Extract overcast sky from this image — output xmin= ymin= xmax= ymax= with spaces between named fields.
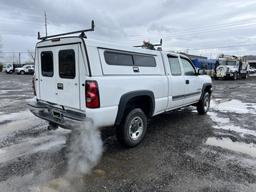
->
xmin=1 ymin=0 xmax=256 ymax=61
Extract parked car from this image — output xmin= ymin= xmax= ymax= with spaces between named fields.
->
xmin=15 ymin=65 xmax=35 ymax=75
xmin=29 ymin=24 xmax=212 ymax=147
xmin=249 ymin=67 xmax=256 ymax=74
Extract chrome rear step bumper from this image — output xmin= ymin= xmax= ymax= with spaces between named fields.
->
xmin=28 ymin=100 xmax=86 ymax=129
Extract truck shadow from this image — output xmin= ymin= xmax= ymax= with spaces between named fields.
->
xmin=102 ymin=107 xmax=214 ymax=154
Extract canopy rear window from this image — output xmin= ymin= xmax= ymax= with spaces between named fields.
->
xmin=41 ymin=51 xmax=53 ymax=77
xmin=59 ymin=49 xmax=76 ymax=79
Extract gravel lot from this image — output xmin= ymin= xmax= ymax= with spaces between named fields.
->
xmin=0 ymin=72 xmax=256 ymax=192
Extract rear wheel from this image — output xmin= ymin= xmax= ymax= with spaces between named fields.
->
xmin=20 ymin=71 xmax=25 ymax=75
xmin=197 ymin=92 xmax=210 ymax=115
xmin=116 ymin=108 xmax=147 ymax=147
xmin=233 ymin=72 xmax=237 ymax=80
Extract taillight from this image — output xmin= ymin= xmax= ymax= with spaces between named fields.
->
xmin=86 ymin=80 xmax=100 ymax=108
xmin=32 ymin=76 xmax=36 ymax=96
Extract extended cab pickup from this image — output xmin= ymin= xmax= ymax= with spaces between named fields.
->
xmin=29 ymin=28 xmax=212 ymax=147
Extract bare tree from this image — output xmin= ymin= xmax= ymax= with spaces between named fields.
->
xmin=0 ymin=36 xmax=3 ymax=61
xmin=27 ymin=50 xmax=35 ymax=63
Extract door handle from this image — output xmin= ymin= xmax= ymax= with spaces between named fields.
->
xmin=133 ymin=66 xmax=140 ymax=73
xmin=57 ymin=83 xmax=63 ymax=90
xmin=185 ymin=80 xmax=190 ymax=84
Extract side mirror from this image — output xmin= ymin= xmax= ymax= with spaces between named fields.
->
xmin=197 ymin=69 xmax=207 ymax=75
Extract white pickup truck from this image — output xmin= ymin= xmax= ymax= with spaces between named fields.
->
xmin=29 ymin=23 xmax=212 ymax=147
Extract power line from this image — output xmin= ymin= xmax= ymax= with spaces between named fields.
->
xmin=188 ymin=42 xmax=256 ymax=51
xmin=127 ymin=19 xmax=256 ymax=36
xmin=126 ymin=20 xmax=256 ymax=40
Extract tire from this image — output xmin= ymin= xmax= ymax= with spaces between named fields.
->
xmin=197 ymin=92 xmax=210 ymax=115
xmin=20 ymin=71 xmax=25 ymax=75
xmin=241 ymin=73 xmax=247 ymax=79
xmin=233 ymin=72 xmax=237 ymax=80
xmin=9 ymin=70 xmax=13 ymax=74
xmin=116 ymin=108 xmax=147 ymax=147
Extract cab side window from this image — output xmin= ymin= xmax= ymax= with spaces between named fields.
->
xmin=168 ymin=56 xmax=182 ymax=76
xmin=181 ymin=58 xmax=196 ymax=76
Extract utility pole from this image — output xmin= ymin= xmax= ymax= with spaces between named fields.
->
xmin=18 ymin=52 xmax=21 ymax=64
xmin=44 ymin=11 xmax=48 ymax=36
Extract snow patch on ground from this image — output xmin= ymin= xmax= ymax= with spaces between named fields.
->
xmin=0 ymin=110 xmax=32 ymax=123
xmin=206 ymin=137 xmax=256 ymax=158
xmin=26 ymin=97 xmax=36 ymax=103
xmin=208 ymin=112 xmax=256 ymax=137
xmin=0 ymin=99 xmax=17 ymax=108
xmin=209 ymin=99 xmax=256 ymax=136
xmin=0 ymin=110 xmax=46 ymax=143
xmin=0 ymin=133 xmax=66 ymax=163
xmin=0 ymin=148 xmax=5 ymax=155
xmin=208 ymin=112 xmax=230 ymax=124
xmin=211 ymin=99 xmax=256 ymax=114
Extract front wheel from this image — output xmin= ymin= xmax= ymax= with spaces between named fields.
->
xmin=20 ymin=71 xmax=25 ymax=75
xmin=197 ymin=92 xmax=210 ymax=115
xmin=233 ymin=72 xmax=238 ymax=80
xmin=116 ymin=108 xmax=147 ymax=147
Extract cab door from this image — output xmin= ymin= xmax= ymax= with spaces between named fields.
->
xmin=180 ymin=57 xmax=202 ymax=105
xmin=166 ymin=55 xmax=186 ymax=109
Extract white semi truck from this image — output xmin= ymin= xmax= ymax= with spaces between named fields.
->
xmin=215 ymin=54 xmax=249 ymax=80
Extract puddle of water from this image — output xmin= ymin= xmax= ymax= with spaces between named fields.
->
xmin=206 ymin=137 xmax=256 ymax=158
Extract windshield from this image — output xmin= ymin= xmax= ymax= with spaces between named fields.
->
xmin=219 ymin=60 xmax=237 ymax=66
xmin=226 ymin=61 xmax=237 ymax=66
